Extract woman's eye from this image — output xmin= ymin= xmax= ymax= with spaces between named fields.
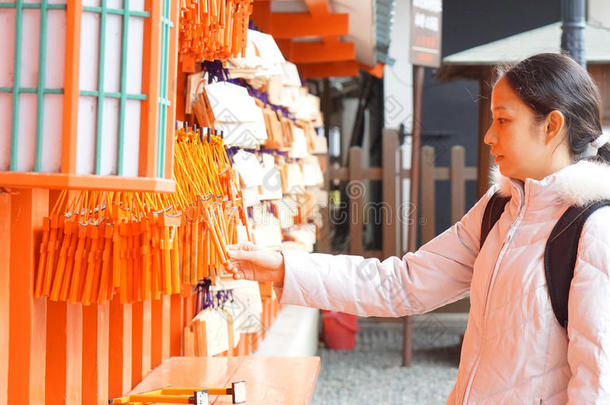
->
xmin=496 ymin=118 xmax=506 ymax=124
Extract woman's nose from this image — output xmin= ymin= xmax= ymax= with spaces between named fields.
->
xmin=483 ymin=127 xmax=495 ymax=146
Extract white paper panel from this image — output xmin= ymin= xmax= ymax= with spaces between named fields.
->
xmin=100 ymin=97 xmax=119 ymax=175
xmin=0 ymin=9 xmax=16 ymax=87
xmin=17 ymin=94 xmax=37 ymax=171
xmin=24 ymin=0 xmax=41 ymax=5
xmin=130 ymin=0 xmax=144 ymax=11
xmin=126 ymin=14 xmax=143 ymax=94
xmin=104 ymin=14 xmax=121 ymax=93
xmin=0 ymin=94 xmax=12 ymax=171
xmin=108 ymin=0 xmax=123 ymax=9
xmin=82 ymin=0 xmax=101 ymax=6
xmin=79 ymin=11 xmax=100 ymax=91
xmin=48 ymin=0 xmax=68 ymax=4
xmin=20 ymin=10 xmax=41 ymax=88
xmin=122 ymin=99 xmax=140 ymax=176
xmin=45 ymin=10 xmax=66 ymax=88
xmin=76 ymin=96 xmax=97 ymax=174
xmin=41 ymin=94 xmax=63 ymax=172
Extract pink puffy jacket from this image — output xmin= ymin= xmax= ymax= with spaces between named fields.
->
xmin=279 ymin=160 xmax=610 ymax=404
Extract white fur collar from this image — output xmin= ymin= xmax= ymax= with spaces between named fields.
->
xmin=491 ymin=159 xmax=610 ymax=206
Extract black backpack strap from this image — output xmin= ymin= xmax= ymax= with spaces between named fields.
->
xmin=545 ymin=200 xmax=610 ymax=328
xmin=480 ymin=192 xmax=511 ymax=248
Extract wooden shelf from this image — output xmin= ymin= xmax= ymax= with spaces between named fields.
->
xmin=0 ymin=172 xmax=175 ymax=192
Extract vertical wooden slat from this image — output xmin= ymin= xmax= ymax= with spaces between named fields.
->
xmin=450 ymin=146 xmax=466 ymax=224
xmin=170 ymin=294 xmax=182 ymax=356
xmin=97 ymin=303 xmax=110 ymax=405
xmin=66 ymin=303 xmax=82 ymax=405
xmin=139 ymin=0 xmax=162 ymax=177
xmin=61 ymin=1 xmax=82 ymax=174
xmin=46 ymin=302 xmax=67 ymax=405
xmin=108 ymin=298 xmax=132 ymax=397
xmin=0 ymin=193 xmax=10 ymax=405
xmin=142 ymin=300 xmax=152 ymax=376
xmin=420 ymin=146 xmax=435 ymax=244
xmin=151 ymin=298 xmax=163 ymax=368
xmin=8 ymin=188 xmax=48 ymax=405
xmin=348 ymin=147 xmax=364 ymax=256
xmin=164 ymin=0 xmax=180 ymax=179
xmin=477 ymin=67 xmax=493 ymax=198
xmin=382 ymin=130 xmax=398 ymax=259
xmin=162 ymin=295 xmax=171 ymax=360
xmin=131 ymin=301 xmax=144 ymax=387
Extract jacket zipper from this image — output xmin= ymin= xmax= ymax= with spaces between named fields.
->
xmin=460 ymin=184 xmax=528 ymax=404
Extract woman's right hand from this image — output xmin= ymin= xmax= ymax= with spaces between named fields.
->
xmin=225 ymin=242 xmax=285 ymax=284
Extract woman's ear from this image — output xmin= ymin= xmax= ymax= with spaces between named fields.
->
xmin=544 ymin=110 xmax=565 ymax=144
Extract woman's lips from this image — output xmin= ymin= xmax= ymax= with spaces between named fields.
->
xmin=494 ymin=155 xmax=504 ymax=163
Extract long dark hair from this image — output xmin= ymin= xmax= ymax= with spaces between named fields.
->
xmin=496 ymin=53 xmax=608 ymax=163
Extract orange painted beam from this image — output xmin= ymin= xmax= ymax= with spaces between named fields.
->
xmin=61 ymin=1 xmax=82 ymax=174
xmin=251 ymin=0 xmax=271 ymax=33
xmin=0 ymin=172 xmax=175 ymax=192
xmin=164 ymin=0 xmax=180 ymax=180
xmin=269 ymin=13 xmax=349 ymax=38
xmin=139 ymin=0 xmax=162 ymax=178
xmin=108 ymin=298 xmax=132 ymax=397
xmin=304 ymin=0 xmax=330 ymax=16
xmin=290 ymin=41 xmax=355 ymax=63
xmin=8 ymin=189 xmax=48 ymax=405
xmin=360 ymin=62 xmax=385 ymax=79
xmin=0 ymin=194 xmax=10 ymax=405
xmin=298 ymin=61 xmax=359 ymax=79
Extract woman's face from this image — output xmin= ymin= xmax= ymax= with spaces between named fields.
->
xmin=484 ymin=77 xmax=550 ymax=181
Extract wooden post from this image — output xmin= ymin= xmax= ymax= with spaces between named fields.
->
xmin=317 ymin=154 xmax=330 ymax=253
xmin=420 ymin=146 xmax=435 ymax=244
xmin=8 ymin=189 xmax=48 ymax=404
xmin=382 ymin=130 xmax=398 ymax=259
xmin=348 ymin=147 xmax=364 ymax=256
xmin=403 ymin=65 xmax=425 ymax=367
xmin=450 ymin=146 xmax=466 ymax=224
xmin=83 ymin=303 xmax=109 ymax=405
xmin=477 ymin=67 xmax=493 ymax=198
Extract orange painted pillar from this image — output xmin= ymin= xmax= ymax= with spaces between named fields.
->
xmin=0 ymin=193 xmax=11 ymax=405
xmin=83 ymin=303 xmax=109 ymax=405
xmin=108 ymin=297 xmax=132 ymax=397
xmin=7 ymin=188 xmax=48 ymax=405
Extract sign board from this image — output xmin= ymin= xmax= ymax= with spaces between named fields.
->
xmin=409 ymin=0 xmax=443 ymax=67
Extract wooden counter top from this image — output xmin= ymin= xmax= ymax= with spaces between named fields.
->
xmin=130 ymin=356 xmax=321 ymax=404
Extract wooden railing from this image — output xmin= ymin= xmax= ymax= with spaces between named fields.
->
xmin=317 ymin=129 xmax=478 ymax=258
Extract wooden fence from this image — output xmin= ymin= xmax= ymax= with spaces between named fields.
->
xmin=315 ymin=129 xmax=478 ymax=366
xmin=318 ymin=129 xmax=478 ymax=257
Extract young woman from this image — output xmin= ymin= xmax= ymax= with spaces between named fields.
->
xmin=225 ymin=53 xmax=610 ymax=404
